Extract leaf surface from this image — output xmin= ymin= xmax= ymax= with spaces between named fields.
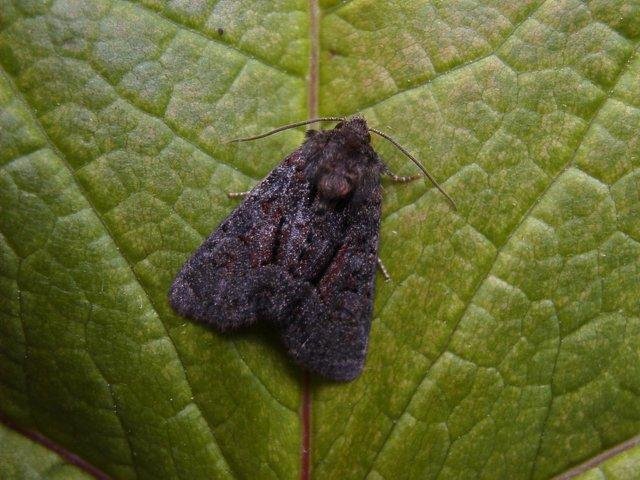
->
xmin=573 ymin=440 xmax=640 ymax=480
xmin=0 ymin=422 xmax=93 ymax=480
xmin=0 ymin=0 xmax=639 ymax=479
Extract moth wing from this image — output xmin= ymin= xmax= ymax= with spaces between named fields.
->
xmin=169 ymin=151 xmax=306 ymax=331
xmin=277 ymin=198 xmax=382 ymax=381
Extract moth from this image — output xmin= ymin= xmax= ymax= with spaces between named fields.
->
xmin=169 ymin=117 xmax=454 ymax=381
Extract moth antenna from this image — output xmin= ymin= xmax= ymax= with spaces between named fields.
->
xmin=368 ymin=127 xmax=457 ymax=210
xmin=228 ymin=117 xmax=345 ymax=143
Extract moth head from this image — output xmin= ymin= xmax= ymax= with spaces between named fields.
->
xmin=228 ymin=116 xmax=457 ymax=210
xmin=334 ymin=117 xmax=371 ymax=146
xmin=312 ymin=117 xmax=379 ymax=202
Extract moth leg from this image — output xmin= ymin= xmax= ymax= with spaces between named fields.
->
xmin=377 ymin=257 xmax=391 ymax=282
xmin=384 ymin=171 xmax=421 ymax=183
xmin=227 ymin=190 xmax=251 ymax=199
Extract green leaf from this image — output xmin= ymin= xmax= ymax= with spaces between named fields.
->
xmin=0 ymin=422 xmax=93 ymax=480
xmin=0 ymin=1 xmax=639 ymax=479
xmin=573 ymin=440 xmax=640 ymax=480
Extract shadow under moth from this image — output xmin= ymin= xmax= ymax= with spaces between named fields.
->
xmin=169 ymin=117 xmax=454 ymax=381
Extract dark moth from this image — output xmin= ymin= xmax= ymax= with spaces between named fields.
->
xmin=169 ymin=117 xmax=453 ymax=381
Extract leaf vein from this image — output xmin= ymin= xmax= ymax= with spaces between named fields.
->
xmin=120 ymin=0 xmax=303 ymax=78
xmin=351 ymin=0 xmax=550 ymax=115
xmin=74 ymin=52 xmax=260 ymax=182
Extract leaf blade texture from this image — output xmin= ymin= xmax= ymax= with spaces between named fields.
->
xmin=0 ymin=0 xmax=639 ymax=479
